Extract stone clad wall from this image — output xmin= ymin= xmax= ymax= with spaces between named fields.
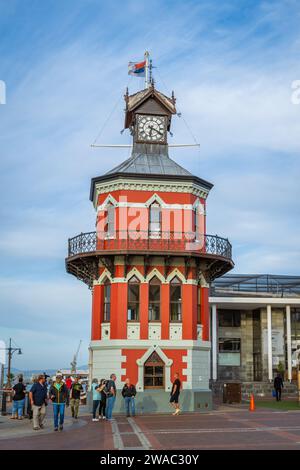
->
xmin=260 ymin=308 xmax=285 ymax=381
xmin=217 ymin=310 xmax=254 ymax=381
xmin=240 ymin=311 xmax=254 ymax=381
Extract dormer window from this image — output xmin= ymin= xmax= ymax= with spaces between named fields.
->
xmin=149 ymin=202 xmax=161 ymax=237
xmin=106 ymin=202 xmax=115 ymax=237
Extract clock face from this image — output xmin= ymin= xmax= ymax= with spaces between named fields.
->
xmin=137 ymin=115 xmax=166 ymax=143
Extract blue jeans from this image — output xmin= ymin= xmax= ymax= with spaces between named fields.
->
xmin=124 ymin=397 xmax=135 ymax=416
xmin=53 ymin=403 xmax=65 ymax=428
xmin=92 ymin=399 xmax=100 ymax=419
xmin=12 ymin=399 xmax=25 ymax=417
xmin=105 ymin=396 xmax=116 ymax=420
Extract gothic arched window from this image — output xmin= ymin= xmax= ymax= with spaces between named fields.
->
xmin=103 ymin=279 xmax=111 ymax=322
xmin=149 ymin=202 xmax=161 ymax=236
xmin=127 ymin=275 xmax=140 ymax=321
xmin=170 ymin=276 xmax=182 ymax=322
xmin=144 ymin=351 xmax=164 ymax=389
xmin=106 ymin=202 xmax=115 ymax=237
xmin=194 ymin=206 xmax=200 ymax=240
xmin=148 ymin=277 xmax=161 ymax=321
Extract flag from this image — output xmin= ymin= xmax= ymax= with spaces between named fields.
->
xmin=128 ymin=60 xmax=146 ymax=77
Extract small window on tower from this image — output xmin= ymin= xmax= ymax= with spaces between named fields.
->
xmin=149 ymin=202 xmax=161 ymax=237
xmin=127 ymin=275 xmax=140 ymax=321
xmin=103 ymin=279 xmax=111 ymax=322
xmin=197 ymin=286 xmax=201 ymax=324
xmin=149 ymin=277 xmax=161 ymax=321
xmin=194 ymin=206 xmax=200 ymax=241
xmin=170 ymin=276 xmax=182 ymax=322
xmin=106 ymin=202 xmax=115 ymax=237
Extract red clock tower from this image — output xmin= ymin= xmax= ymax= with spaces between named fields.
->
xmin=66 ymin=83 xmax=233 ymax=412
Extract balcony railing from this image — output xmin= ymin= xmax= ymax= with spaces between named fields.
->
xmin=68 ymin=230 xmax=232 ymax=260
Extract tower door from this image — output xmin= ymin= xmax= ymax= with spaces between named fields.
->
xmin=144 ymin=351 xmax=165 ymax=389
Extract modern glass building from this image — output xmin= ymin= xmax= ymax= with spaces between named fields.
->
xmin=210 ymin=274 xmax=300 ymax=384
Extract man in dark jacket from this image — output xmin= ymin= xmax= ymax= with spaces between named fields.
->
xmin=105 ymin=374 xmax=117 ymax=421
xmin=49 ymin=372 xmax=69 ymax=431
xmin=70 ymin=376 xmax=83 ymax=419
xmin=122 ymin=378 xmax=137 ymax=417
xmin=274 ymin=373 xmax=284 ymax=401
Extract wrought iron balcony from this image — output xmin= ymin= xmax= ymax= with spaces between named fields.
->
xmin=68 ymin=230 xmax=232 ymax=260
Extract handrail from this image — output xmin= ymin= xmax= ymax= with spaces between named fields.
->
xmin=67 ymin=231 xmax=232 ymax=260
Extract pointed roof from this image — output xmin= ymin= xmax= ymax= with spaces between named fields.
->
xmin=124 ymin=85 xmax=176 ymax=129
xmin=126 ymin=86 xmax=176 ymax=113
xmin=90 ymin=151 xmax=213 ymax=203
xmin=105 ymin=152 xmax=191 ymax=177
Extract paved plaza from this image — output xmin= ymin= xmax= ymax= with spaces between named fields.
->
xmin=1 ymin=405 xmax=300 ymax=450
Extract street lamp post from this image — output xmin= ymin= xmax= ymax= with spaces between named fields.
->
xmin=0 ymin=338 xmax=22 ymax=415
xmin=6 ymin=338 xmax=22 ymax=388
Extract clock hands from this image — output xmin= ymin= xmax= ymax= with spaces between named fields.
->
xmin=148 ymin=124 xmax=163 ymax=137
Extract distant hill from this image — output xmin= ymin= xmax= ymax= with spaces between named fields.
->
xmin=10 ymin=365 xmax=88 ymax=380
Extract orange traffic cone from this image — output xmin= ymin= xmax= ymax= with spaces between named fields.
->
xmin=249 ymin=393 xmax=255 ymax=411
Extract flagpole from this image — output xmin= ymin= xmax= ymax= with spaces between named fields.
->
xmin=144 ymin=51 xmax=150 ymax=88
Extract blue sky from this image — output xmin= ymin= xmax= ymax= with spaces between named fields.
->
xmin=0 ymin=0 xmax=299 ymax=370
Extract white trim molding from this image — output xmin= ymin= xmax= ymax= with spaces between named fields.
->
xmin=93 ymin=178 xmax=210 ymax=208
xmin=99 ymin=193 xmax=118 ymax=209
xmin=166 ymin=268 xmax=186 ymax=284
xmin=145 ymin=268 xmax=166 ymax=283
xmin=126 ymin=267 xmax=145 ymax=282
xmin=96 ymin=269 xmax=113 ymax=284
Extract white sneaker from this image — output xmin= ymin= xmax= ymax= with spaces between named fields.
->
xmin=92 ymin=418 xmax=99 ymax=422
xmin=102 ymin=416 xmax=106 ymax=420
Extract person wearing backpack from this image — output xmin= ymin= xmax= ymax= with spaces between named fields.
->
xmin=105 ymin=374 xmax=117 ymax=421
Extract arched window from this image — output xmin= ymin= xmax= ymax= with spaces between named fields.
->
xmin=127 ymin=275 xmax=140 ymax=321
xmin=194 ymin=206 xmax=200 ymax=241
xmin=144 ymin=351 xmax=164 ymax=389
xmin=170 ymin=276 xmax=182 ymax=322
xmin=149 ymin=202 xmax=161 ymax=236
xmin=106 ymin=202 xmax=115 ymax=237
xmin=148 ymin=277 xmax=161 ymax=321
xmin=197 ymin=286 xmax=201 ymax=324
xmin=103 ymin=279 xmax=111 ymax=322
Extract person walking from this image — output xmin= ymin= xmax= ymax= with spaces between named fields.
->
xmin=65 ymin=376 xmax=72 ymax=390
xmin=274 ymin=373 xmax=284 ymax=401
xmin=70 ymin=376 xmax=83 ymax=419
xmin=170 ymin=372 xmax=181 ymax=415
xmin=91 ymin=378 xmax=101 ymax=421
xmin=122 ymin=378 xmax=136 ymax=417
xmin=11 ymin=377 xmax=26 ymax=420
xmin=49 ymin=372 xmax=69 ymax=431
xmin=99 ymin=379 xmax=107 ymax=420
xmin=105 ymin=374 xmax=117 ymax=421
xmin=29 ymin=374 xmax=48 ymax=430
